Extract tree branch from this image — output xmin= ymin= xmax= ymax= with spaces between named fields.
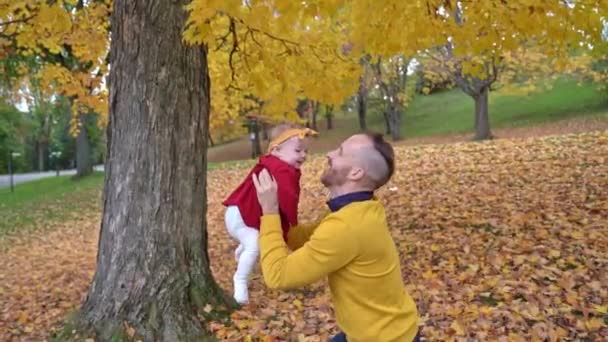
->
xmin=231 ymin=16 xmax=299 ymax=48
xmin=228 ymin=18 xmax=238 ymax=84
xmin=0 ymin=15 xmax=36 ymax=27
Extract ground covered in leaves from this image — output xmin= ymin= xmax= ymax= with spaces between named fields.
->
xmin=1 ymin=131 xmax=607 ymax=341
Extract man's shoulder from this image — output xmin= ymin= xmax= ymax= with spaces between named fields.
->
xmin=339 ymin=199 xmax=385 ymax=214
xmin=312 ymin=213 xmax=352 ymax=239
xmin=331 ymin=200 xmax=387 ymax=226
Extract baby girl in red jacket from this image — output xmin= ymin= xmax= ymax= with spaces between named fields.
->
xmin=223 ymin=123 xmax=317 ymax=304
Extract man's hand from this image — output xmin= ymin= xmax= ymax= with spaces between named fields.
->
xmin=252 ymin=168 xmax=279 ymax=215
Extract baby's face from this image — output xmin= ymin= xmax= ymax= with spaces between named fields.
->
xmin=272 ymin=137 xmax=309 ymax=169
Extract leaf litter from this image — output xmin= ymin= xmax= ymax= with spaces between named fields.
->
xmin=1 ymin=131 xmax=606 ymax=341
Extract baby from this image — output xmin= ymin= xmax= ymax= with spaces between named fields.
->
xmin=222 ymin=123 xmax=317 ymax=304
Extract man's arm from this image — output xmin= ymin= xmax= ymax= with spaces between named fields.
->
xmin=286 ymin=215 xmax=326 ymax=250
xmin=259 ymin=214 xmax=358 ymax=290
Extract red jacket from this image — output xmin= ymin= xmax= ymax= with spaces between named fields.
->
xmin=223 ymin=155 xmax=301 ymax=241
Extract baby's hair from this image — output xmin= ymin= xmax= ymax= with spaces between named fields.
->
xmin=269 ymin=122 xmax=304 ymax=140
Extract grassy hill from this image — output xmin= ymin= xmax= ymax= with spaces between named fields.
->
xmin=208 ymin=78 xmax=608 ymax=162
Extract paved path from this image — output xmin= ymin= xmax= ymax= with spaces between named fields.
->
xmin=0 ymin=165 xmax=104 ymax=189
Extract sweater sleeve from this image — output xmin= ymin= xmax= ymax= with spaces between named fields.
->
xmin=259 ymin=214 xmax=359 ymax=290
xmin=286 ymin=214 xmax=328 ymax=250
xmin=272 ymin=168 xmax=300 ymax=227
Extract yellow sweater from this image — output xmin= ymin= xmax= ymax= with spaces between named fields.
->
xmin=259 ymin=200 xmax=419 ymax=341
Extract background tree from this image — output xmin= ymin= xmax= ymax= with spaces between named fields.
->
xmin=413 ymin=1 xmax=608 ymax=140
xmin=371 ymin=56 xmax=417 ymax=141
xmin=0 ymin=99 xmax=28 ymax=173
xmin=1 ymin=0 xmax=110 ymax=176
xmin=324 ymin=104 xmax=334 ymax=130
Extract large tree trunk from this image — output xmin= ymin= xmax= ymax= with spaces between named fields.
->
xmin=75 ymin=114 xmax=93 ymax=177
xmin=473 ymin=86 xmax=492 ymax=140
xmin=77 ymin=1 xmax=234 ymax=340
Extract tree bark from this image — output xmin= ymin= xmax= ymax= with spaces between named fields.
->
xmin=75 ymin=114 xmax=93 ymax=177
xmin=325 ymin=105 xmax=334 ymax=130
xmin=251 ymin=120 xmax=262 ymax=158
xmin=77 ymin=1 xmax=234 ymax=340
xmin=296 ymin=99 xmax=310 ymax=127
xmin=262 ymin=122 xmax=269 ymax=140
xmin=37 ymin=142 xmax=45 ymax=171
xmin=387 ymin=103 xmax=402 ymax=141
xmin=473 ymin=86 xmax=492 ymax=140
xmin=356 ymin=82 xmax=367 ymax=131
xmin=383 ymin=110 xmax=391 ymax=135
xmin=311 ymin=101 xmax=318 ymax=131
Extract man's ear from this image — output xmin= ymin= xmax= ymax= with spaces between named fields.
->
xmin=348 ymin=167 xmax=365 ymax=181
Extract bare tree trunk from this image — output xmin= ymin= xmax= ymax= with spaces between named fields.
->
xmin=325 ymin=105 xmax=334 ymax=130
xmin=76 ymin=1 xmax=234 ymax=340
xmin=75 ymin=114 xmax=93 ymax=177
xmin=208 ymin=131 xmax=214 ymax=147
xmin=37 ymin=142 xmax=45 ymax=171
xmin=387 ymin=103 xmax=402 ymax=141
xmin=311 ymin=101 xmax=318 ymax=131
xmin=296 ymin=99 xmax=310 ymax=127
xmin=262 ymin=122 xmax=269 ymax=140
xmin=445 ymin=10 xmax=499 ymax=143
xmin=357 ymin=83 xmax=367 ymax=131
xmin=251 ymin=120 xmax=262 ymax=158
xmin=383 ymin=109 xmax=391 ymax=135
xmin=473 ymin=86 xmax=492 ymax=140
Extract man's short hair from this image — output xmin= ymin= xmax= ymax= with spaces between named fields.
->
xmin=363 ymin=132 xmax=395 ymax=188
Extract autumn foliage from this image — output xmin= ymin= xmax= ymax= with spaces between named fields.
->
xmin=1 ymin=131 xmax=607 ymax=340
xmin=0 ymin=0 xmax=110 ymax=130
xmin=4 ymin=1 xmax=606 ymax=140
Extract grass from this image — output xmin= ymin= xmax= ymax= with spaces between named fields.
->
xmin=2 ymin=79 xmax=607 ymax=236
xmin=0 ymin=163 xmax=254 ymax=239
xmin=0 ymin=172 xmax=104 ymax=238
xmin=0 ymin=164 xmax=255 ymax=239
xmin=207 ymin=78 xmax=608 ymax=162
xmin=362 ymin=78 xmax=608 ymax=137
xmin=208 ymin=159 xmax=255 ymax=171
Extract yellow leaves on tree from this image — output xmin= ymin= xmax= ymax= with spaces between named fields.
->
xmin=4 ymin=1 xmax=606 ymax=138
xmin=14 ymin=3 xmax=72 ymax=55
xmin=185 ymin=0 xmax=607 ymax=121
xmin=1 ymin=0 xmax=110 ymax=134
xmin=185 ymin=1 xmax=363 ymax=133
xmin=496 ymin=47 xmax=608 ymax=97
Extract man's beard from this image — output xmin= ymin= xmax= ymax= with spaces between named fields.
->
xmin=320 ymin=164 xmax=350 ymax=188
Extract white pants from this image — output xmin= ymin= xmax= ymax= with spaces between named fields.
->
xmin=225 ymin=206 xmax=259 ymax=304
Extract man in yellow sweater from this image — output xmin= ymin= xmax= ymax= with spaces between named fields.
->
xmin=252 ymin=133 xmax=420 ymax=341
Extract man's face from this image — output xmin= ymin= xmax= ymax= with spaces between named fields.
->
xmin=321 ymin=135 xmax=369 ymax=187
